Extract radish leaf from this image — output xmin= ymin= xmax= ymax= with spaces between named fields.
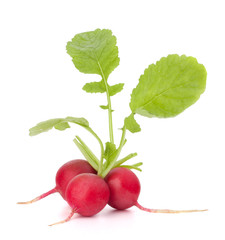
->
xmin=82 ymin=80 xmax=106 ymax=93
xmin=109 ymin=83 xmax=124 ymax=96
xmin=104 ymin=142 xmax=117 ymax=161
xmin=130 ymin=54 xmax=207 ymax=118
xmin=29 ymin=117 xmax=89 ymax=136
xmin=67 ymin=29 xmax=120 ymax=144
xmin=124 ymin=113 xmax=141 ymax=133
xmin=99 ymin=105 xmax=114 ymax=112
xmin=83 ymin=81 xmax=124 ymax=96
xmin=66 ymin=28 xmax=119 ymax=79
xmin=100 ymin=105 xmax=109 ymax=110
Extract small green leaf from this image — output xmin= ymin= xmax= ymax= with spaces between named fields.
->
xmin=66 ymin=29 xmax=119 ymax=79
xmin=29 ymin=117 xmax=89 ymax=136
xmin=109 ymin=83 xmax=124 ymax=96
xmin=104 ymin=142 xmax=117 ymax=161
xmin=82 ymin=80 xmax=106 ymax=93
xmin=124 ymin=113 xmax=141 ymax=133
xmin=130 ymin=54 xmax=207 ymax=118
xmin=83 ymin=81 xmax=124 ymax=97
xmin=100 ymin=105 xmax=109 ymax=110
xmin=99 ymin=105 xmax=114 ymax=112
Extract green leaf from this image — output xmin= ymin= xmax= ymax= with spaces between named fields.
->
xmin=66 ymin=29 xmax=119 ymax=79
xmin=29 ymin=118 xmax=64 ymax=136
xmin=99 ymin=105 xmax=114 ymax=112
xmin=130 ymin=54 xmax=207 ymax=118
xmin=82 ymin=80 xmax=106 ymax=93
xmin=83 ymin=81 xmax=124 ymax=96
xmin=109 ymin=83 xmax=124 ymax=96
xmin=29 ymin=117 xmax=89 ymax=136
xmin=124 ymin=113 xmax=141 ymax=133
xmin=100 ymin=105 xmax=109 ymax=110
xmin=104 ymin=142 xmax=117 ymax=161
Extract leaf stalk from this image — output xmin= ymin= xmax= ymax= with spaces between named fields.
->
xmin=101 ymin=126 xmax=127 ymax=178
xmin=97 ymin=61 xmax=114 ymax=144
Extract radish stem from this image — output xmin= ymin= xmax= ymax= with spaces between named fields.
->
xmin=97 ymin=61 xmax=114 ymax=144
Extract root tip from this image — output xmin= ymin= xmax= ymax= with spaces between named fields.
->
xmin=48 ymin=209 xmax=77 ymax=226
xmin=48 ymin=221 xmax=65 ymax=227
xmin=17 ymin=201 xmax=30 ymax=205
xmin=200 ymin=209 xmax=208 ymax=212
xmin=17 ymin=199 xmax=38 ymax=204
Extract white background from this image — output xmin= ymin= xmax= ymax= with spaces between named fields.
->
xmin=1 ymin=0 xmax=224 ymax=239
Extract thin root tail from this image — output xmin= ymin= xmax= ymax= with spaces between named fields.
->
xmin=135 ymin=202 xmax=208 ymax=214
xmin=17 ymin=188 xmax=57 ymax=204
xmin=49 ymin=209 xmax=77 ymax=227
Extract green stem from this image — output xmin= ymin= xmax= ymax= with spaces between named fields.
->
xmin=85 ymin=126 xmax=104 ymax=174
xmin=117 ymin=126 xmax=127 ymax=155
xmin=113 ymin=152 xmax=138 ymax=168
xmin=97 ymin=61 xmax=114 ymax=144
xmin=101 ymin=126 xmax=127 ymax=178
xmin=73 ymin=138 xmax=99 ymax=170
xmin=75 ymin=136 xmax=100 ymax=167
xmin=120 ymin=162 xmax=143 ymax=172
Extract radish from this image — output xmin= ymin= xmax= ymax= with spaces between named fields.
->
xmin=18 ymin=159 xmax=96 ymax=204
xmin=49 ymin=173 xmax=110 ymax=226
xmin=105 ymin=167 xmax=207 ymax=213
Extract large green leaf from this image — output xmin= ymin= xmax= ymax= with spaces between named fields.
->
xmin=29 ymin=116 xmax=89 ymax=136
xmin=66 ymin=29 xmax=119 ymax=79
xmin=130 ymin=54 xmax=207 ymax=118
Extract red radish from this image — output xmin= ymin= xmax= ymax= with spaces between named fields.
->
xmin=105 ymin=167 xmax=207 ymax=213
xmin=55 ymin=160 xmax=96 ymax=199
xmin=17 ymin=159 xmax=96 ymax=204
xmin=49 ymin=173 xmax=110 ymax=226
xmin=105 ymin=167 xmax=141 ymax=210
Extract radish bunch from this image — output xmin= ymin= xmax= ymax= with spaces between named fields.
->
xmin=19 ymin=29 xmax=207 ymax=225
xmin=18 ymin=160 xmax=206 ymax=226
